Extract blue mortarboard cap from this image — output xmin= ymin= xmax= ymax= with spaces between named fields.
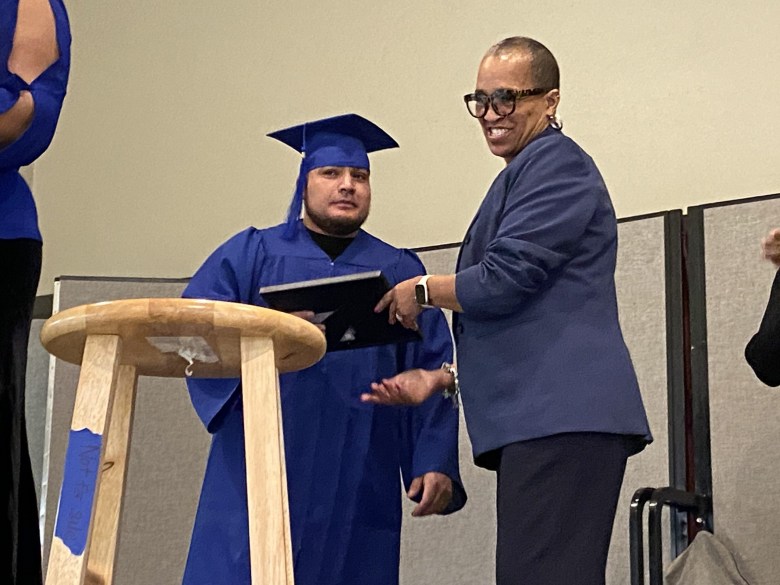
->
xmin=267 ymin=113 xmax=398 ymax=238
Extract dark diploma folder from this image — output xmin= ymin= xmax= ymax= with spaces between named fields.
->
xmin=259 ymin=271 xmax=422 ymax=351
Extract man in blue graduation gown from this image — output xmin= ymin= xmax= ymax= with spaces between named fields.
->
xmin=181 ymin=114 xmax=466 ymax=585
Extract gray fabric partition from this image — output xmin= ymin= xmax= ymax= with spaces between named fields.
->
xmin=25 ymin=319 xmax=49 ymax=503
xmin=689 ymin=195 xmax=780 ymax=584
xmin=609 ymin=214 xmax=677 ymax=582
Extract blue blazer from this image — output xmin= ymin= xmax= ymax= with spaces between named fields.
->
xmin=454 ymin=127 xmax=652 ymax=465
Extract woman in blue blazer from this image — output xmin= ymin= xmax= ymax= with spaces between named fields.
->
xmin=365 ymin=36 xmax=651 ymax=585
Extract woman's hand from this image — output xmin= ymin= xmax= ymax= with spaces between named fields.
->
xmin=374 ymin=277 xmax=422 ymax=330
xmin=361 ymin=368 xmax=446 ymax=406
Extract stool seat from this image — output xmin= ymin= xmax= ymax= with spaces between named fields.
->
xmin=41 ymin=297 xmax=326 ymax=377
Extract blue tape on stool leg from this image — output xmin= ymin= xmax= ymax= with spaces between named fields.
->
xmin=54 ymin=428 xmax=103 ymax=556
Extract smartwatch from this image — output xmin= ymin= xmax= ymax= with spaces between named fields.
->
xmin=415 ymin=275 xmax=432 ymax=307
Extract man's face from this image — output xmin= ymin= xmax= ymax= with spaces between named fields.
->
xmin=303 ymin=166 xmax=371 ymax=237
xmin=475 ymin=53 xmax=558 ymax=163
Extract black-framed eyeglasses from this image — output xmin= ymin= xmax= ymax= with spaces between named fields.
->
xmin=463 ymin=88 xmax=550 ymax=119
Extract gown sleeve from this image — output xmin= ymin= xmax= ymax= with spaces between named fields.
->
xmin=745 ymin=269 xmax=780 ymax=386
xmin=182 ymin=228 xmax=265 ymax=431
xmin=393 ymin=250 xmax=467 ymax=514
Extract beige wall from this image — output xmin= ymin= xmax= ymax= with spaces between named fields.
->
xmin=29 ymin=0 xmax=780 ymax=294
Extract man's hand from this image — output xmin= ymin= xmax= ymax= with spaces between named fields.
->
xmin=361 ymin=368 xmax=443 ymax=406
xmin=374 ymin=277 xmax=422 ymax=330
xmin=289 ymin=310 xmax=325 ymax=333
xmin=762 ymin=228 xmax=780 ymax=267
xmin=407 ymin=472 xmax=453 ymax=517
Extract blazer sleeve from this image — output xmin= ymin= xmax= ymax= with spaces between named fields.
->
xmin=455 ymin=138 xmax=603 ymax=319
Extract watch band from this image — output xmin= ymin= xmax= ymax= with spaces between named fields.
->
xmin=415 ymin=274 xmax=432 ymax=307
xmin=441 ymin=362 xmax=460 ymax=408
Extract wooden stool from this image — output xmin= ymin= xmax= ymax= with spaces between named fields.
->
xmin=40 ymin=298 xmax=326 ymax=585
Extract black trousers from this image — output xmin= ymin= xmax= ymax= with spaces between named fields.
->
xmin=0 ymin=238 xmax=43 ymax=585
xmin=495 ymin=432 xmax=633 ymax=585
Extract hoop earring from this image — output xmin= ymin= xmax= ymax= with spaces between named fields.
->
xmin=548 ymin=114 xmax=562 ymax=130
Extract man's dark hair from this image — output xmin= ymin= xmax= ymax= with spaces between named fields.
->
xmin=485 ymin=37 xmax=560 ymax=89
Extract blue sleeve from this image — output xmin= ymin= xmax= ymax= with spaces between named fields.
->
xmin=0 ymin=0 xmax=70 ymax=170
xmin=0 ymin=3 xmax=21 ymax=115
xmin=182 ymin=228 xmax=265 ymax=432
xmin=455 ymin=138 xmax=602 ymax=319
xmin=0 ymin=72 xmax=26 ymax=115
xmin=0 ymin=88 xmax=65 ymax=170
xmin=395 ymin=251 xmax=466 ymax=514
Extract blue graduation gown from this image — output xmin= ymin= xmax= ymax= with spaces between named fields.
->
xmin=181 ymin=222 xmax=465 ymax=585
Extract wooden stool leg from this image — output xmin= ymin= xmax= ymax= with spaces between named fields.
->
xmin=46 ymin=335 xmax=122 ymax=585
xmin=240 ymin=336 xmax=294 ymax=585
xmin=85 ymin=365 xmax=139 ymax=585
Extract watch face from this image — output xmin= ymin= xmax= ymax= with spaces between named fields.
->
xmin=415 ymin=284 xmax=426 ymax=305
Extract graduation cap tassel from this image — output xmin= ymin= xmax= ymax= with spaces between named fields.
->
xmin=282 ymin=163 xmax=308 ymax=240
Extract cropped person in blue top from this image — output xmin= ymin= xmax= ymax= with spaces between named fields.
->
xmin=0 ymin=1 xmax=70 ymax=583
xmin=364 ymin=37 xmax=652 ymax=585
